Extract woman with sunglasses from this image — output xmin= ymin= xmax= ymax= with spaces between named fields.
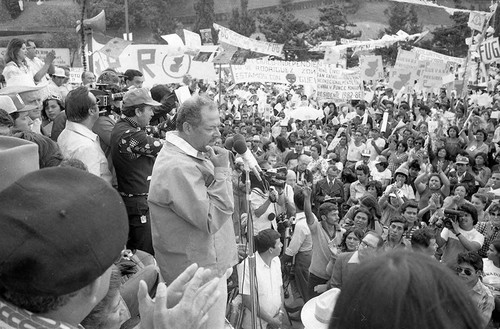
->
xmin=455 ymin=251 xmax=494 ymax=328
xmin=41 ymin=95 xmax=64 ymax=137
xmin=484 ymin=239 xmax=500 ymax=327
xmin=476 ymin=203 xmax=500 ymax=258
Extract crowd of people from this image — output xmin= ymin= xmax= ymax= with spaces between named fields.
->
xmin=1 ymin=36 xmax=500 ymax=329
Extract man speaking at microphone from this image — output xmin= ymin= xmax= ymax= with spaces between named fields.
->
xmin=148 ymin=95 xmax=238 ymax=329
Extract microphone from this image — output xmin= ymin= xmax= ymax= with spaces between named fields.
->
xmin=232 ymin=134 xmax=262 ymax=181
xmin=224 ymin=136 xmax=234 ymax=150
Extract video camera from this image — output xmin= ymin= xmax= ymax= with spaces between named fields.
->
xmin=90 ymin=83 xmax=126 ymax=113
xmin=442 ymin=209 xmax=465 ymax=229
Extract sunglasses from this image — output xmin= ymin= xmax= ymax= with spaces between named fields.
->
xmin=490 ymin=212 xmax=500 ymax=217
xmin=455 ymin=267 xmax=474 ymax=276
xmin=414 ymin=142 xmax=422 ymax=145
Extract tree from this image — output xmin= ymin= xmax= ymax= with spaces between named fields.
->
xmin=309 ymin=5 xmax=361 ymax=43
xmin=258 ymin=7 xmax=314 ymax=60
xmin=228 ymin=0 xmax=256 ymax=37
xmin=375 ymin=3 xmax=423 ymax=66
xmin=86 ymin=0 xmax=177 ymax=39
xmin=193 ymin=0 xmax=215 ymax=32
xmin=431 ymin=12 xmax=470 ymax=57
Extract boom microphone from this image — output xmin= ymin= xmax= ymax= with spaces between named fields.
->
xmin=232 ymin=134 xmax=262 ymax=181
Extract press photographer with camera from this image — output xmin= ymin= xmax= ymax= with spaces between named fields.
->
xmin=432 ymin=203 xmax=484 ymax=268
xmin=249 ymin=166 xmax=288 ymax=236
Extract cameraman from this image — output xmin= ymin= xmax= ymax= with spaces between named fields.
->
xmin=249 ymin=167 xmax=287 ymax=236
xmin=433 ymin=203 xmax=484 ymax=268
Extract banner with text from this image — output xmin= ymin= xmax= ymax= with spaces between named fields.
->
xmin=213 ymin=23 xmax=284 ymax=57
xmin=231 ymin=59 xmax=317 ymax=85
xmin=316 ymin=65 xmax=362 ymax=103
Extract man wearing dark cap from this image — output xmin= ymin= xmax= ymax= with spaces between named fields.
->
xmin=0 ymin=166 xmax=222 ymax=329
xmin=149 ymin=95 xmax=238 ymax=328
xmin=111 ymin=88 xmax=163 ymax=255
xmin=0 ymin=167 xmax=128 ymax=329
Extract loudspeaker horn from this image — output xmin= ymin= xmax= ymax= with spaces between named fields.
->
xmin=83 ymin=10 xmax=106 ymax=33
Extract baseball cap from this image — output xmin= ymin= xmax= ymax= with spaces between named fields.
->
xmin=52 ymin=67 xmax=66 ymax=78
xmin=252 ymin=135 xmax=261 ymax=142
xmin=0 ymin=167 xmax=128 ymax=296
xmin=123 ymin=88 xmax=162 ymax=107
xmin=456 ymin=155 xmax=469 ymax=165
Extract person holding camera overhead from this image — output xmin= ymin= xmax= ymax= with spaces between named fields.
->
xmin=432 ymin=203 xmax=484 ymax=268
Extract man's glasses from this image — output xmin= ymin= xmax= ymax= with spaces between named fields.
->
xmin=414 ymin=142 xmax=422 ymax=145
xmin=455 ymin=266 xmax=474 ymax=276
xmin=490 ymin=212 xmax=500 ymax=217
xmin=360 ymin=240 xmax=376 ymax=249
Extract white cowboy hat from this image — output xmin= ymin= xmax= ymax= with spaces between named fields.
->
xmin=301 ymin=288 xmax=341 ymax=329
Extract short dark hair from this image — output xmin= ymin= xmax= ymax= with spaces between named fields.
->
xmin=411 ymin=227 xmax=435 ymax=250
xmin=389 ymin=216 xmax=408 ymax=230
xmin=401 ymin=200 xmax=418 ymax=214
xmin=293 ymin=190 xmax=305 ymax=211
xmin=355 ymin=164 xmax=370 ymax=176
xmin=123 ymin=69 xmax=143 ymax=82
xmin=458 ymin=203 xmax=478 ymax=225
xmin=457 ymin=251 xmax=483 ymax=272
xmin=319 ymin=202 xmax=338 ymax=220
xmin=65 ymin=86 xmax=93 ymax=123
xmin=254 ymin=229 xmax=280 ymax=254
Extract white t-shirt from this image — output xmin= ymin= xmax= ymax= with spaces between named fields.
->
xmin=347 ymin=140 xmax=366 ymax=162
xmin=483 ymin=258 xmax=500 ymax=297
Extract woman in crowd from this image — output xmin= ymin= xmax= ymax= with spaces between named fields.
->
xmin=472 ymin=152 xmax=491 ymax=188
xmin=338 ymin=227 xmax=363 ymax=253
xmin=471 ymin=193 xmax=490 ymax=225
xmin=414 ymin=169 xmax=450 ymax=221
xmin=444 ymin=125 xmax=464 ymax=160
xmin=41 ymin=95 xmax=64 ymax=137
xmin=442 ymin=184 xmax=471 ymax=210
xmin=463 ymin=128 xmax=489 ymax=158
xmin=2 ymin=38 xmax=32 ymax=84
xmin=484 ymin=239 xmax=500 ymax=327
xmin=476 ymin=203 xmax=500 ymax=258
xmin=329 ymin=251 xmax=483 ymax=329
xmin=429 ymin=146 xmax=451 ymax=174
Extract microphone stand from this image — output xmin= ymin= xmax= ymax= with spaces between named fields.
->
xmin=244 ymin=167 xmax=258 ymax=329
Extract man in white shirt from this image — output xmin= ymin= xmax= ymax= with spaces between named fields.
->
xmin=57 ymin=86 xmax=112 ymax=184
xmin=25 ymin=39 xmax=54 ymax=84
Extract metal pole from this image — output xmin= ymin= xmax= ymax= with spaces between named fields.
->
xmin=125 ymin=0 xmax=129 ymax=41
xmin=244 ymin=169 xmax=258 ymax=329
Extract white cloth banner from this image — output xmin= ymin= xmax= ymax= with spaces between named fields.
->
xmin=388 ymin=0 xmax=484 ymax=14
xmin=213 ymin=23 xmax=284 ymax=57
xmin=92 ymin=44 xmax=217 ymax=86
xmin=316 ymin=65 xmax=362 ymax=103
xmin=231 ymin=59 xmax=317 ymax=85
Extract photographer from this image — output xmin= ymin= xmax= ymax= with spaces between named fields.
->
xmin=432 ymin=203 xmax=484 ymax=268
xmin=249 ymin=166 xmax=287 ymax=236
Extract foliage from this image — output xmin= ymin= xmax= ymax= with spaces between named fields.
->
xmin=431 ymin=12 xmax=470 ymax=58
xmin=374 ymin=3 xmax=423 ymax=66
xmin=257 ymin=7 xmax=313 ymax=60
xmin=86 ymin=0 xmax=177 ymax=39
xmin=228 ymin=0 xmax=256 ymax=37
xmin=40 ymin=6 xmax=81 ymax=66
xmin=193 ymin=0 xmax=215 ymax=32
xmin=308 ymin=5 xmax=361 ymax=43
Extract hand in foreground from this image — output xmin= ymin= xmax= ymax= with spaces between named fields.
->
xmin=164 ymin=263 xmax=214 ymax=307
xmin=314 ymin=284 xmax=328 ymax=294
xmin=206 ymin=145 xmax=229 ymax=168
xmin=138 ymin=267 xmax=221 ymax=329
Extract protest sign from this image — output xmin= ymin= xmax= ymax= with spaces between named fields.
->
xmin=213 ymin=23 xmax=284 ymax=57
xmin=418 ymin=60 xmax=448 ymax=90
xmin=359 ymin=55 xmax=384 ymax=81
xmin=478 ymin=38 xmax=500 ymax=64
xmin=316 ymin=65 xmax=362 ymax=103
xmin=468 ymin=11 xmax=490 ymax=32
xmin=69 ymin=67 xmax=84 ymax=84
xmin=231 ymin=59 xmax=317 ymax=85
